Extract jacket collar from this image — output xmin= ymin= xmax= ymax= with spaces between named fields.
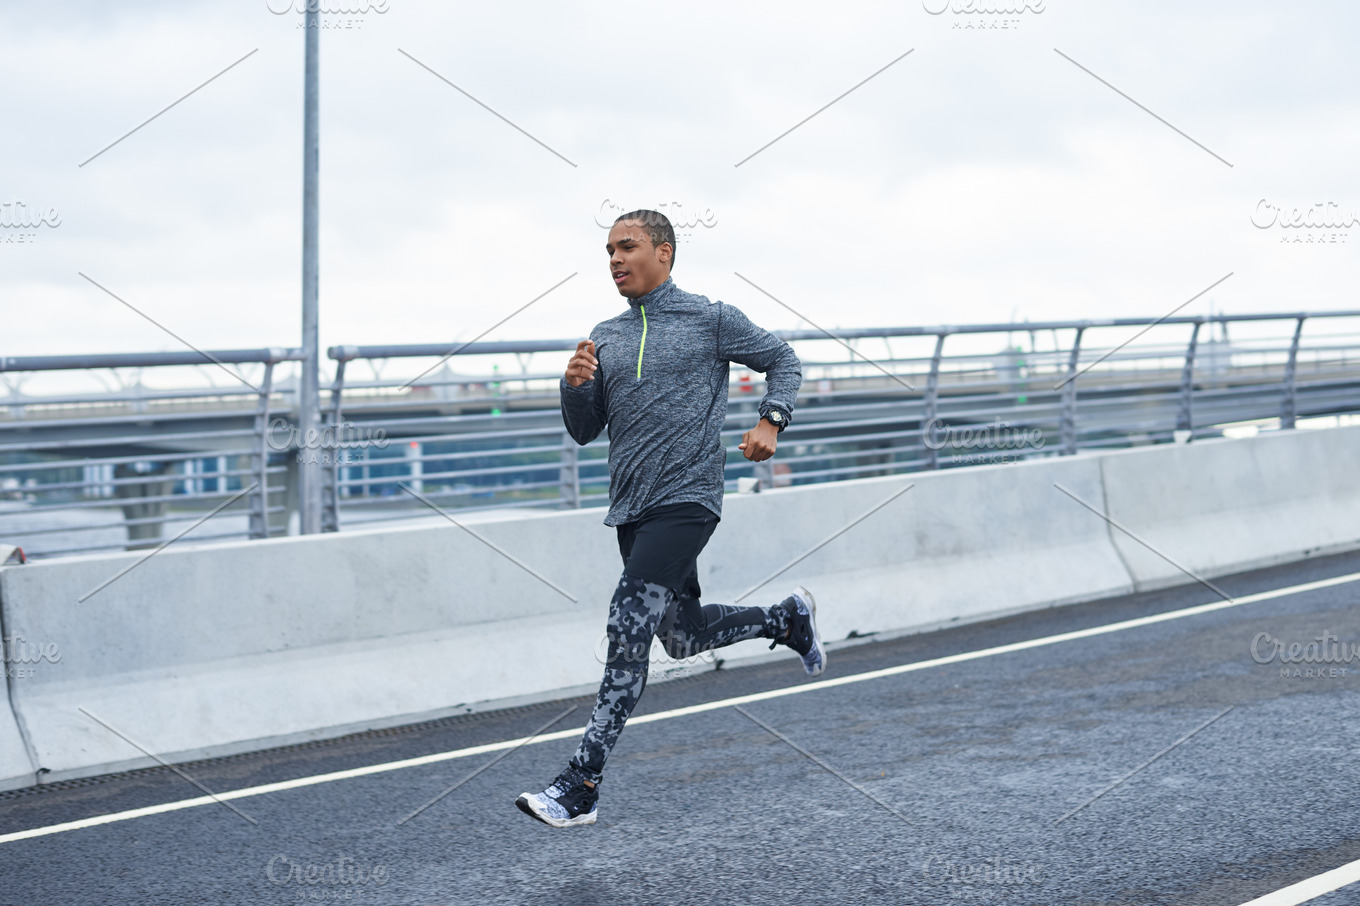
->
xmin=627 ymin=275 xmax=678 ymax=312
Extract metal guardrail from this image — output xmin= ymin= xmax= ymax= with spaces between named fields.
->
xmin=3 ymin=311 xmax=1360 ymax=558
xmin=319 ymin=310 xmax=1360 ymax=531
xmin=0 ymin=349 xmax=305 ymax=557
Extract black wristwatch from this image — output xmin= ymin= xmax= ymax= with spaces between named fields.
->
xmin=761 ymin=407 xmax=789 ymax=433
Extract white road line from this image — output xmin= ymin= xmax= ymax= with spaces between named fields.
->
xmin=3 ymin=569 xmax=1359 ymax=846
xmin=1235 ymin=860 xmax=1360 ymax=906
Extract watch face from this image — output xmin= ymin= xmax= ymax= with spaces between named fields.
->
xmin=768 ymin=410 xmax=784 ymax=424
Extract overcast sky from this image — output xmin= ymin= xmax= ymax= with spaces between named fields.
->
xmin=2 ymin=0 xmax=1357 ymax=389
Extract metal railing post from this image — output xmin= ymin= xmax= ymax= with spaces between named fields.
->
xmin=1281 ymin=315 xmax=1306 ymax=430
xmin=753 ymin=458 xmax=775 ymax=490
xmin=559 ymin=430 xmax=580 ymax=508
xmin=1176 ymin=321 xmax=1203 ymax=439
xmin=922 ymin=333 xmax=947 ymax=469
xmin=1061 ymin=327 xmax=1085 ymax=455
xmin=322 ymin=358 xmax=346 ymax=532
xmin=250 ymin=362 xmax=276 ymax=539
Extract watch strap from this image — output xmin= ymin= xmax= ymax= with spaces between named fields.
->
xmin=760 ymin=405 xmax=790 ymax=432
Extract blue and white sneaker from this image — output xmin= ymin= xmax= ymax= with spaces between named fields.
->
xmin=769 ymin=585 xmax=825 ymax=676
xmin=515 ymin=765 xmax=599 ymax=827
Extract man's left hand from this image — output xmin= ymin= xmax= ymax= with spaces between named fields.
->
xmin=738 ymin=419 xmax=779 ymax=462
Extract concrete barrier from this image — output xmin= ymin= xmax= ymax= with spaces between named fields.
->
xmin=0 ymin=566 xmax=39 ymax=789
xmin=1 ymin=425 xmax=1356 ymax=784
xmin=0 ymin=696 xmax=34 ymax=792
xmin=0 ymin=507 xmax=624 ymax=781
xmin=1098 ymin=425 xmax=1360 ymax=590
xmin=702 ymin=451 xmax=1133 ymax=656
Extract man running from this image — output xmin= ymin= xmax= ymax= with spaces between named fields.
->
xmin=515 ymin=209 xmax=825 ymax=828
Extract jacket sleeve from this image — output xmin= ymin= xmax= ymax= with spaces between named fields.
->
xmin=559 ymin=339 xmax=607 ymax=445
xmin=716 ymin=301 xmax=802 ymax=426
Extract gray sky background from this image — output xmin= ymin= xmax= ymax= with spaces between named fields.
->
xmin=2 ymin=0 xmax=1357 ymax=388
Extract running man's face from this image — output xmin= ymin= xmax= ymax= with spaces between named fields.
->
xmin=606 ymin=219 xmax=672 ymax=299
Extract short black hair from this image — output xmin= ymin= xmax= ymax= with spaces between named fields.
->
xmin=614 ymin=209 xmax=676 ymax=271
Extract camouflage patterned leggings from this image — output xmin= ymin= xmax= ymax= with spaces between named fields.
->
xmin=567 ymin=571 xmax=793 ymax=783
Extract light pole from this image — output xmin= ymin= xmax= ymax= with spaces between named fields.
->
xmin=298 ymin=5 xmax=323 ymax=533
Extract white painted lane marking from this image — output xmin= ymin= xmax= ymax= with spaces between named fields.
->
xmin=1234 ymin=860 xmax=1360 ymax=906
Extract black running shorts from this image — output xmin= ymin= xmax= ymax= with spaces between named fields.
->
xmin=615 ymin=501 xmax=720 ymax=600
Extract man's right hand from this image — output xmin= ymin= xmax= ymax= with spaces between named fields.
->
xmin=564 ymin=339 xmax=598 ymax=388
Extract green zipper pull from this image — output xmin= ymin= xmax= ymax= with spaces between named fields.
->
xmin=636 ymin=304 xmax=647 ymax=379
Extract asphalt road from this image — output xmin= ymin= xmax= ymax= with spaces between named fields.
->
xmin=4 ymin=549 xmax=1360 ymax=906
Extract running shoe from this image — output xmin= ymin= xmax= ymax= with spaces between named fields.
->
xmin=515 ymin=765 xmax=599 ymax=827
xmin=769 ymin=585 xmax=825 ymax=676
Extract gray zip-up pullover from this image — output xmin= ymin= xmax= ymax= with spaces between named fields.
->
xmin=560 ymin=276 xmax=802 ymax=527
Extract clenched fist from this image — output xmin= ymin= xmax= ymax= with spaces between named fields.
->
xmin=564 ymin=339 xmax=598 ymax=388
xmin=738 ymin=420 xmax=779 ymax=462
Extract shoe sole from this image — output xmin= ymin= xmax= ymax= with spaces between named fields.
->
xmin=515 ymin=793 xmax=597 ymax=828
xmin=793 ymin=584 xmax=826 ymax=677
